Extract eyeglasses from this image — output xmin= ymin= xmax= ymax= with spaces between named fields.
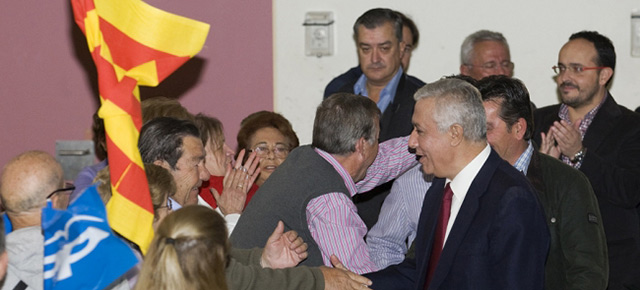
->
xmin=47 ymin=183 xmax=76 ymax=199
xmin=250 ymin=145 xmax=290 ymax=159
xmin=158 ymin=198 xmax=172 ymax=210
xmin=467 ymin=61 xmax=514 ymax=71
xmin=552 ymin=64 xmax=606 ymax=75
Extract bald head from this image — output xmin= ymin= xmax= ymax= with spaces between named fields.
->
xmin=0 ymin=151 xmax=63 ymax=215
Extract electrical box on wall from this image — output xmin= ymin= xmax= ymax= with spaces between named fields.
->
xmin=304 ymin=12 xmax=334 ymax=57
xmin=632 ymin=9 xmax=640 ymax=57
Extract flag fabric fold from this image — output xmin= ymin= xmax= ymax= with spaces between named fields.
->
xmin=70 ymin=0 xmax=210 ymax=254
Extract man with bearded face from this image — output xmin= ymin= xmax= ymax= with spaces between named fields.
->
xmin=534 ymin=31 xmax=640 ymax=290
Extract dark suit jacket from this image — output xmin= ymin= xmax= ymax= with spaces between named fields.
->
xmin=533 ymin=94 xmax=640 ymax=290
xmin=526 ymin=150 xmax=608 ymax=290
xmin=366 ymin=149 xmax=549 ymax=290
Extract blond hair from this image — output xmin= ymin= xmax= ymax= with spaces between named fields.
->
xmin=134 ymin=205 xmax=229 ymax=290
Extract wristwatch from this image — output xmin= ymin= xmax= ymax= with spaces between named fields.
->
xmin=571 ymin=148 xmax=586 ymax=163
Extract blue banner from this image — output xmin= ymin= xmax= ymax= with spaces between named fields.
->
xmin=42 ymin=185 xmax=139 ymax=290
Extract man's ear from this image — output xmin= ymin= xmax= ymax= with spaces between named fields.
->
xmin=513 ymin=118 xmax=527 ymax=140
xmin=460 ymin=64 xmax=470 ymax=76
xmin=399 ymin=41 xmax=407 ymax=59
xmin=598 ymin=67 xmax=613 ymax=86
xmin=153 ymin=159 xmax=171 ymax=170
xmin=355 ymin=137 xmax=367 ymax=157
xmin=449 ymin=124 xmax=464 ymax=146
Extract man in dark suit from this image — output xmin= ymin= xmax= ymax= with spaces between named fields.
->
xmin=366 ymin=78 xmax=549 ymax=290
xmin=327 ymin=8 xmax=424 ymax=230
xmin=323 ymin=10 xmax=424 ymax=100
xmin=533 ymin=31 xmax=640 ymax=290
xmin=330 ymin=8 xmax=422 ymax=144
xmin=478 ymin=75 xmax=608 ymax=290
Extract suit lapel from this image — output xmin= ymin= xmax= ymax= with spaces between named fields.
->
xmin=379 ymin=73 xmax=406 ymax=139
xmin=427 ymin=150 xmax=501 ymax=289
xmin=582 ymin=94 xmax=621 ymax=153
xmin=414 ymin=178 xmax=446 ymax=288
xmin=526 ymin=150 xmax=545 ymax=194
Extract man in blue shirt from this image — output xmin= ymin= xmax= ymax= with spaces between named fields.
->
xmin=328 ymin=8 xmax=423 ymax=143
xmin=327 ymin=8 xmax=424 ymax=230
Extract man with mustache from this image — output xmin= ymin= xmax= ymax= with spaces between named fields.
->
xmin=334 ymin=8 xmax=422 ymax=144
xmin=330 ymin=8 xmax=425 ymax=232
xmin=534 ymin=31 xmax=640 ymax=290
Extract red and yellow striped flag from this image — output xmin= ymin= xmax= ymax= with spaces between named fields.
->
xmin=71 ymin=0 xmax=209 ymax=253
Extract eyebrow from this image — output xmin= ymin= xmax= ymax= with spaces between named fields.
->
xmin=193 ymin=153 xmax=205 ymax=162
xmin=359 ymin=41 xmax=393 ymax=47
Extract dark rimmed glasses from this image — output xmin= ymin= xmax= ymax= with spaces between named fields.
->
xmin=47 ymin=183 xmax=76 ymax=199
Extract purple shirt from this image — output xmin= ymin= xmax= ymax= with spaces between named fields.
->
xmin=70 ymin=159 xmax=108 ymax=202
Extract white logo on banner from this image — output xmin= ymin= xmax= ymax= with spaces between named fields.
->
xmin=43 ymin=215 xmax=109 ymax=280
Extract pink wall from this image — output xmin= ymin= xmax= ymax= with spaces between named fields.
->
xmin=0 ymin=0 xmax=273 ymax=169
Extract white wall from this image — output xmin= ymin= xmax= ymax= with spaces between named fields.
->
xmin=274 ymin=0 xmax=640 ymax=144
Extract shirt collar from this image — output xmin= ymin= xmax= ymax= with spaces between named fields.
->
xmin=558 ymin=91 xmax=608 ymax=137
xmin=513 ymin=140 xmax=534 ymax=175
xmin=558 ymin=91 xmax=608 ymax=166
xmin=354 ymin=67 xmax=403 ymax=113
xmin=448 ymin=144 xmax=491 ymax=201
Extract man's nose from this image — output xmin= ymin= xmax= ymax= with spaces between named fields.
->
xmin=408 ymin=129 xmax=418 ymax=149
xmin=371 ymin=48 xmax=381 ymax=63
xmin=199 ymin=164 xmax=210 ymax=181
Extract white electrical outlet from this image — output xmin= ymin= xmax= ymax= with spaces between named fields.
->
xmin=304 ymin=12 xmax=334 ymax=57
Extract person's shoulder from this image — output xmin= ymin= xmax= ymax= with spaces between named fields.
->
xmin=487 ymin=155 xmax=534 ymax=192
xmin=324 ymin=66 xmax=361 ymax=97
xmin=617 ymin=104 xmax=640 ymax=123
xmin=405 ymin=74 xmax=425 ymax=88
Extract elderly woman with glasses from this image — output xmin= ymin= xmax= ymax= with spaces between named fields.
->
xmin=237 ymin=111 xmax=299 ymax=187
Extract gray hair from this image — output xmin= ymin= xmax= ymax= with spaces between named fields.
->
xmin=460 ymin=30 xmax=509 ymax=65
xmin=414 ymin=78 xmax=486 ymax=142
xmin=312 ymin=93 xmax=381 ymax=155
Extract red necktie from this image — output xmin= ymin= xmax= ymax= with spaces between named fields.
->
xmin=425 ymin=183 xmax=454 ymax=289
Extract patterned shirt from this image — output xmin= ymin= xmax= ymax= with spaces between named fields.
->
xmin=558 ymin=93 xmax=608 ymax=168
xmin=354 ymin=67 xmax=403 ymax=113
xmin=307 ymin=136 xmax=417 ymax=274
xmin=513 ymin=141 xmax=534 ymax=175
xmin=366 ymin=163 xmax=432 ymax=269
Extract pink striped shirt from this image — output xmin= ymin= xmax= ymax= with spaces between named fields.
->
xmin=307 ymin=136 xmax=417 ymax=274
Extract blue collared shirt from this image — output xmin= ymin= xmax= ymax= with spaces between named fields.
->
xmin=354 ymin=67 xmax=403 ymax=113
xmin=514 ymin=141 xmax=534 ymax=175
xmin=169 ymin=196 xmax=182 ymax=210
